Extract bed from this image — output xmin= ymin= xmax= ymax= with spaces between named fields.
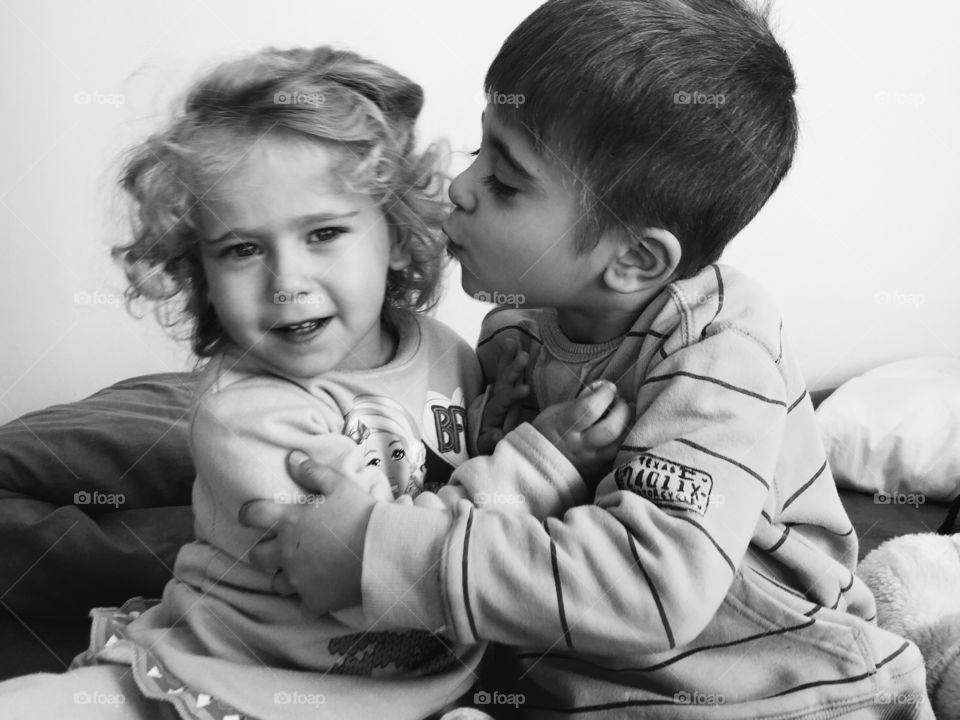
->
xmin=1 ymin=360 xmax=958 ymax=683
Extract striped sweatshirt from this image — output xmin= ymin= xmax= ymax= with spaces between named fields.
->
xmin=362 ymin=265 xmax=933 ymax=719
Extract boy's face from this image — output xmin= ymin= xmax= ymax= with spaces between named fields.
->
xmin=445 ymin=107 xmax=607 ymax=310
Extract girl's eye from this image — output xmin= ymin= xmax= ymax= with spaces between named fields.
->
xmin=469 ymin=148 xmax=480 ymax=158
xmin=309 ymin=227 xmax=347 ymax=244
xmin=222 ymin=242 xmax=260 ymax=259
xmin=391 ymin=448 xmax=406 ymax=461
xmin=481 ymin=174 xmax=519 ymax=199
xmin=366 ymin=457 xmax=382 ymax=468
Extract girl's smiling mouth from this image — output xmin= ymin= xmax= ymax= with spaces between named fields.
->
xmin=272 ymin=317 xmax=332 ymax=342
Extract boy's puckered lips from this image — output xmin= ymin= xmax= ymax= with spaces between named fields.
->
xmin=441 ymin=224 xmax=465 ymax=253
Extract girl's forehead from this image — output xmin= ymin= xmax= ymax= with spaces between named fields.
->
xmin=195 ymin=136 xmax=371 ymax=237
xmin=193 ymin=131 xmax=347 ymax=195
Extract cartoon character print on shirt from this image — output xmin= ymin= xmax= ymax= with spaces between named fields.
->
xmin=332 ymin=393 xmax=463 ymax=676
xmin=343 ymin=395 xmax=427 ymax=498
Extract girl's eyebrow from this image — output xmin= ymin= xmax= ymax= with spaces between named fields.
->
xmin=203 ymin=210 xmax=360 ymax=244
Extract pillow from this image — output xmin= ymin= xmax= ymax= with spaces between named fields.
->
xmin=0 ymin=372 xmax=199 ymax=506
xmin=0 ymin=372 xmax=199 ymax=618
xmin=816 ymin=357 xmax=960 ymax=502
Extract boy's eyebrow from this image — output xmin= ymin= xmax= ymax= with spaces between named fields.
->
xmin=486 ymin=132 xmax=535 ymax=183
xmin=203 ymin=210 xmax=359 ymax=244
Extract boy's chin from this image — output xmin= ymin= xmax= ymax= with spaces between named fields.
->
xmin=458 ymin=273 xmax=484 ymax=300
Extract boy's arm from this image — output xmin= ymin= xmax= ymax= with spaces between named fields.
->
xmin=359 ymin=328 xmax=786 ymax=651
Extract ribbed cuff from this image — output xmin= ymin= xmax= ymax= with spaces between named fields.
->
xmin=361 ymin=502 xmax=455 ymax=633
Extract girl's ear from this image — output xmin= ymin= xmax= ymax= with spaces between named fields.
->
xmin=602 ymin=227 xmax=682 ymax=294
xmin=388 ymin=230 xmax=413 ymax=270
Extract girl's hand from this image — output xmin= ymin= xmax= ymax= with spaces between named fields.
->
xmin=240 ymin=451 xmax=376 ymax=615
xmin=476 ymin=337 xmax=530 ymax=454
xmin=532 ymin=380 xmax=631 ymax=485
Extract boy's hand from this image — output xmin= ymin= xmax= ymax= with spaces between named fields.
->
xmin=532 ymin=380 xmax=631 ymax=485
xmin=240 ymin=451 xmax=377 ymax=615
xmin=477 ymin=337 xmax=530 ymax=454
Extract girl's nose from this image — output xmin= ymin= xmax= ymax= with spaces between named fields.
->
xmin=448 ymin=163 xmax=477 ymax=213
xmin=270 ymin=246 xmax=321 ymax=300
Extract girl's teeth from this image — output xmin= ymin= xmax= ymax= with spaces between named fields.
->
xmin=288 ymin=321 xmax=317 ymax=331
xmin=281 ymin=319 xmax=326 ymax=334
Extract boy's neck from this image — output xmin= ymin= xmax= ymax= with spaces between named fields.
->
xmin=555 ymin=296 xmax=657 ymax=344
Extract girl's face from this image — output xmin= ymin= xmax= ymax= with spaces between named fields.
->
xmin=198 ymin=136 xmax=411 ymax=379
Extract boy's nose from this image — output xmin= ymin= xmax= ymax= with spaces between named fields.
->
xmin=448 ymin=167 xmax=476 ymax=213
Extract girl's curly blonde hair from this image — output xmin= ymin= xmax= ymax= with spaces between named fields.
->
xmin=113 ymin=46 xmax=449 ymax=358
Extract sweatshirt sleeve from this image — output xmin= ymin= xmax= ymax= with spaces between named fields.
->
xmin=363 ymin=327 xmax=787 ymax=655
xmin=435 ymin=422 xmax=588 ymax=518
xmin=190 ymin=375 xmax=351 ymax=558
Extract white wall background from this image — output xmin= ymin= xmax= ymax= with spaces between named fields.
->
xmin=1 ymin=0 xmax=957 ymax=424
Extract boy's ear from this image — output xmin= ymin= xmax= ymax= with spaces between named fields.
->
xmin=602 ymin=227 xmax=681 ymax=294
xmin=388 ymin=231 xmax=413 ymax=270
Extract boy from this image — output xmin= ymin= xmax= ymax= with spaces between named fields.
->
xmin=243 ymin=1 xmax=933 ymax=717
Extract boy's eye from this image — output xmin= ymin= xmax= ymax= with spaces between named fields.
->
xmin=481 ymin=173 xmax=519 ymax=200
xmin=221 ymin=242 xmax=260 ymax=259
xmin=309 ymin=227 xmax=347 ymax=244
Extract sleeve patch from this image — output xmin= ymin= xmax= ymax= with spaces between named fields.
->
xmin=614 ymin=453 xmax=714 ymax=515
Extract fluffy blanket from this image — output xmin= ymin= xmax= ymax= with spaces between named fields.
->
xmin=858 ymin=533 xmax=960 ymax=719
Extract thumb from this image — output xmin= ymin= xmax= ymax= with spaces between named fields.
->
xmin=569 ymin=380 xmax=618 ymax=429
xmin=286 ymin=449 xmax=344 ymax=493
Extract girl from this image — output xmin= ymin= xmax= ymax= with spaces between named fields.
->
xmin=2 ymin=45 xmax=490 ymax=720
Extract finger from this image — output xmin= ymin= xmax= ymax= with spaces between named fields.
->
xmin=566 ymin=380 xmax=618 ymax=430
xmin=286 ymin=450 xmax=346 ymax=493
xmin=413 ymin=491 xmax=447 ymax=509
xmin=509 ymin=383 xmax=530 ymax=402
xmin=248 ymin=538 xmax=283 ymax=571
xmin=271 ymin=569 xmax=297 ymax=596
xmin=476 ymin=429 xmax=501 ymax=455
xmin=500 ymin=350 xmax=529 ymax=384
xmin=496 ymin=336 xmax=519 ymax=373
xmin=239 ymin=499 xmax=287 ymax=530
xmin=582 ymin=397 xmax=632 ymax=446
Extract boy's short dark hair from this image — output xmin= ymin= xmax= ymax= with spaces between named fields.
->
xmin=486 ymin=0 xmax=798 ymax=278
